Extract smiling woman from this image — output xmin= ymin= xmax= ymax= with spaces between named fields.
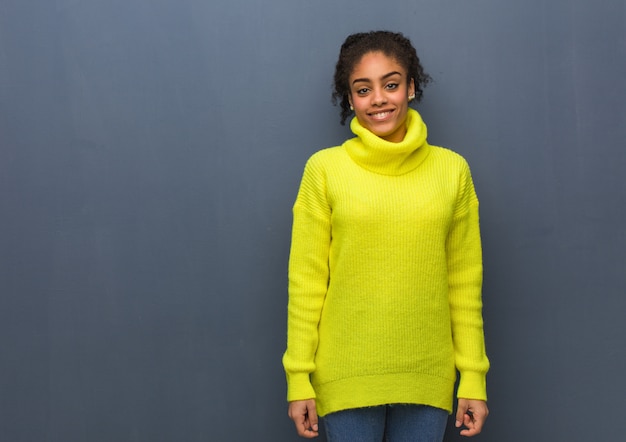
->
xmin=283 ymin=30 xmax=490 ymax=441
xmin=348 ymin=52 xmax=415 ymax=143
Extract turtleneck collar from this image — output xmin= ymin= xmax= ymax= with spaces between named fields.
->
xmin=343 ymin=108 xmax=431 ymax=176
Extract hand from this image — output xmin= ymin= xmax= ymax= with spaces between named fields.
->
xmin=288 ymin=399 xmax=319 ymax=438
xmin=455 ymin=398 xmax=488 ymax=437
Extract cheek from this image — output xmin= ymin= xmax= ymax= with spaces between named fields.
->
xmin=351 ymin=95 xmax=369 ymax=109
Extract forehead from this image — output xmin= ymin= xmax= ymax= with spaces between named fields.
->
xmin=350 ymin=51 xmax=406 ymax=80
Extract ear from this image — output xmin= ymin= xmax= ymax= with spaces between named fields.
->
xmin=408 ymin=78 xmax=416 ymax=98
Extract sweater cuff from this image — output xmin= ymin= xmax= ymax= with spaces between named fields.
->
xmin=286 ymin=372 xmax=316 ymax=402
xmin=457 ymin=371 xmax=488 ymax=401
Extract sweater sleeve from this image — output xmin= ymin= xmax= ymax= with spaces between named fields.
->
xmin=446 ymin=159 xmax=490 ymax=401
xmin=282 ymin=155 xmax=332 ymax=402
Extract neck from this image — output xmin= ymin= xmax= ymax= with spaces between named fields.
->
xmin=343 ymin=108 xmax=431 ymax=175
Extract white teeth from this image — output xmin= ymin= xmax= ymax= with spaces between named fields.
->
xmin=371 ymin=111 xmax=391 ymax=119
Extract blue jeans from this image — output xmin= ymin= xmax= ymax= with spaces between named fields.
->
xmin=323 ymin=404 xmax=448 ymax=442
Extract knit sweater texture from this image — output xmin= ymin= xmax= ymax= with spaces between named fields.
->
xmin=283 ymin=108 xmax=489 ymax=416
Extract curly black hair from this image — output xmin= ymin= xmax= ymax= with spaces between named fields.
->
xmin=332 ymin=31 xmax=432 ymax=125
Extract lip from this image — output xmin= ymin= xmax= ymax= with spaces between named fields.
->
xmin=368 ymin=109 xmax=395 ymax=121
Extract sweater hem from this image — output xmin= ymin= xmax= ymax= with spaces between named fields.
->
xmin=312 ymin=372 xmax=455 ymax=417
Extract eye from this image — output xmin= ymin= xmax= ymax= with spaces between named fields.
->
xmin=356 ymin=87 xmax=370 ymax=95
xmin=385 ymin=83 xmax=399 ymax=90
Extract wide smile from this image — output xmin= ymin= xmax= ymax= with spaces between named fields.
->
xmin=368 ymin=109 xmax=395 ymax=121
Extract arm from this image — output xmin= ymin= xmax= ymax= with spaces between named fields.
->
xmin=446 ymin=160 xmax=490 ymax=433
xmin=282 ymin=157 xmax=332 ymax=416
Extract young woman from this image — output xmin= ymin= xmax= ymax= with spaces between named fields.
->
xmin=283 ymin=31 xmax=489 ymax=441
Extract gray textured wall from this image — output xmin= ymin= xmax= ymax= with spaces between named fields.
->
xmin=1 ymin=0 xmax=625 ymax=441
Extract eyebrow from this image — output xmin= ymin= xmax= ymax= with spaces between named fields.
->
xmin=352 ymin=71 xmax=403 ymax=85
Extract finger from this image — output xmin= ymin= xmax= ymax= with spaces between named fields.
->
xmin=455 ymin=403 xmax=468 ymax=428
xmin=295 ymin=413 xmax=307 ymax=436
xmin=459 ymin=418 xmax=476 ymax=437
xmin=290 ymin=406 xmax=310 ymax=437
xmin=296 ymin=417 xmax=318 ymax=438
xmin=308 ymin=403 xmax=319 ymax=433
xmin=460 ymin=424 xmax=482 ymax=437
xmin=460 ymin=427 xmax=480 ymax=437
xmin=299 ymin=427 xmax=319 ymax=438
xmin=298 ymin=419 xmax=319 ymax=438
xmin=469 ymin=411 xmax=485 ymax=434
xmin=459 ymin=413 xmax=483 ymax=437
xmin=297 ymin=405 xmax=319 ymax=438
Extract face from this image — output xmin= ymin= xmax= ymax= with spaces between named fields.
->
xmin=348 ymin=51 xmax=415 ymax=143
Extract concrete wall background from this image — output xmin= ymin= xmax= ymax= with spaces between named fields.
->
xmin=1 ymin=0 xmax=625 ymax=440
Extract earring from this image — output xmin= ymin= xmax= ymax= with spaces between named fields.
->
xmin=408 ymin=94 xmax=415 ymax=102
xmin=350 ymin=105 xmax=354 ymax=111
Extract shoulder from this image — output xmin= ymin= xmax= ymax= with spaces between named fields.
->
xmin=307 ymin=145 xmax=345 ymax=164
xmin=428 ymin=144 xmax=469 ymax=165
xmin=427 ymin=144 xmax=472 ymax=175
xmin=301 ymin=145 xmax=348 ymax=174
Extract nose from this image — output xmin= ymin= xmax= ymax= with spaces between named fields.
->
xmin=371 ymin=88 xmax=387 ymax=106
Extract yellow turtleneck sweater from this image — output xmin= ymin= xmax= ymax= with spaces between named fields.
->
xmin=283 ymin=109 xmax=489 ymax=416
